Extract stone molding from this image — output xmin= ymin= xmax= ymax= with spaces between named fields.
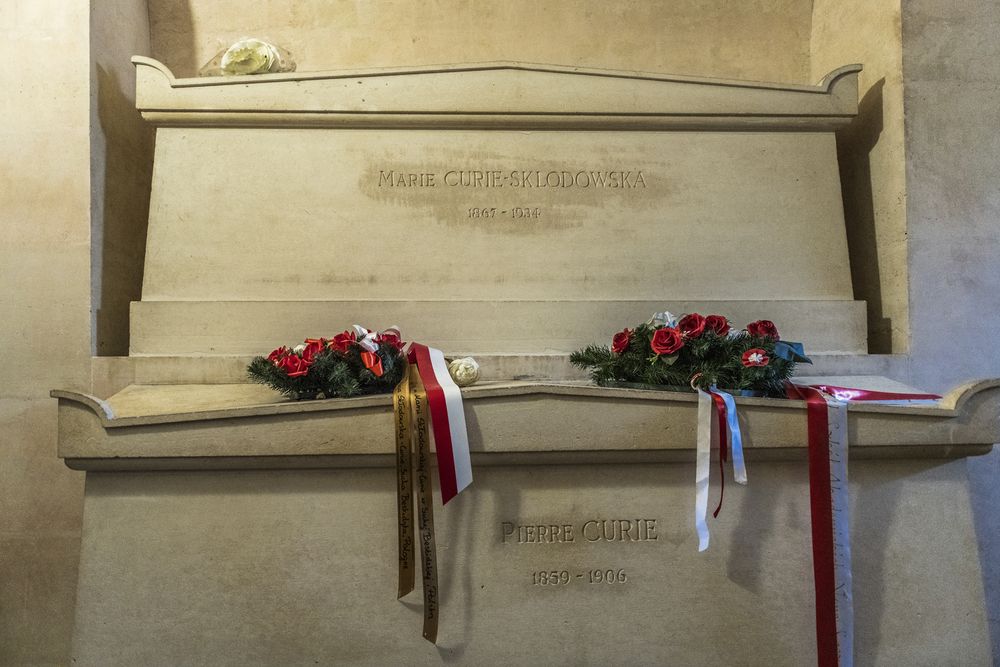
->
xmin=133 ymin=56 xmax=861 ymax=130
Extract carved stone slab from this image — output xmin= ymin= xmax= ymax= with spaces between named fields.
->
xmin=131 ymin=58 xmax=866 ymax=356
xmin=53 ymin=379 xmax=1000 ymax=470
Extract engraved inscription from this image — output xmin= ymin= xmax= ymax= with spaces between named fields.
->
xmin=376 ymin=168 xmax=648 ymax=189
xmin=501 ymin=519 xmax=655 ymax=591
xmin=532 ymin=569 xmax=629 ymax=586
xmin=501 ymin=519 xmax=657 ymax=544
xmin=467 ymin=207 xmax=541 ymax=219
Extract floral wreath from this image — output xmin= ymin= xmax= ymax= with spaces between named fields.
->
xmin=571 ymin=312 xmax=810 ymax=397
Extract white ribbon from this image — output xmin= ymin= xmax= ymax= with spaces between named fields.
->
xmin=351 ymin=324 xmax=380 ymax=353
xmin=825 ymin=396 xmax=853 ymax=665
xmin=428 ymin=346 xmax=473 ymax=493
xmin=695 ymin=389 xmax=713 ymax=552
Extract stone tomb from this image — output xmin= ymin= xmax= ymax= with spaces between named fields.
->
xmin=129 ymin=57 xmax=866 ymax=358
xmin=53 ymin=59 xmax=997 ymax=665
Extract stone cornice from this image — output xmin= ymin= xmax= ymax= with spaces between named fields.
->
xmin=133 ymin=57 xmax=861 ymax=130
xmin=52 ymin=379 xmax=1000 ymax=470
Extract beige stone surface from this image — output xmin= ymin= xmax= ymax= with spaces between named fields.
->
xmin=900 ymin=0 xmax=1000 ymax=651
xmin=69 ymin=460 xmax=990 ymax=665
xmin=91 ymin=352 xmax=914 ymax=393
xmin=90 ymin=1 xmax=155 ymax=355
xmin=811 ymin=0 xmax=909 ymax=354
xmin=131 ymin=63 xmax=864 ymax=360
xmin=130 ymin=299 xmax=868 ymax=356
xmin=147 ymin=0 xmax=814 ymax=82
xmin=140 ymin=128 xmax=855 ymax=303
xmin=0 ymin=1 xmax=95 ymax=663
xmin=132 ymin=57 xmax=860 ymax=128
xmin=53 ymin=379 xmax=1000 ymax=467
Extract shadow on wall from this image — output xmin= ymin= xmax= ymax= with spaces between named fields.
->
xmin=836 ymin=78 xmax=892 ymax=353
xmin=148 ymin=0 xmax=198 ymax=77
xmin=94 ymin=64 xmax=154 ymax=356
xmin=967 ymin=448 xmax=1000 ymax=664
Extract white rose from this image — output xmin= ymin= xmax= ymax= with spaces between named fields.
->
xmin=292 ymin=343 xmax=306 ymax=354
xmin=221 ymin=38 xmax=280 ymax=75
xmin=448 ymin=357 xmax=480 ymax=387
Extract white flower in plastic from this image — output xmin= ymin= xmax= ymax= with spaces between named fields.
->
xmin=649 ymin=311 xmax=678 ymax=328
xmin=221 ymin=38 xmax=280 ymax=75
xmin=448 ymin=357 xmax=481 ymax=387
xmin=292 ymin=343 xmax=306 ymax=354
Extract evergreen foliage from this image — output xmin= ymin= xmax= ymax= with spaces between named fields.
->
xmin=570 ymin=316 xmax=805 ymax=397
xmin=247 ymin=335 xmax=405 ymax=400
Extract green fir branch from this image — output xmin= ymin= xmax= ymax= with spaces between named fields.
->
xmin=571 ymin=317 xmax=804 ymax=397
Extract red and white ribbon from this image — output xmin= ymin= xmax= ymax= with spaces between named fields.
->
xmin=408 ymin=343 xmax=473 ymax=504
xmin=694 ymin=387 xmax=747 ymax=552
xmin=785 ymin=384 xmax=852 ymax=667
xmin=786 ymin=383 xmax=938 ymax=667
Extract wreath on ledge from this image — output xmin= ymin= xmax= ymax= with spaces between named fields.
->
xmin=247 ymin=326 xmax=406 ymax=400
xmin=570 ymin=312 xmax=811 ymax=397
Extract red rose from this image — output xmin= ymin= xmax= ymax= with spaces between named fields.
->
xmin=376 ymin=330 xmax=405 ymax=351
xmin=746 ymin=319 xmax=780 ymax=340
xmin=704 ymin=315 xmax=730 ymax=336
xmin=678 ymin=313 xmax=706 ymax=339
xmin=328 ymin=330 xmax=356 ymax=354
xmin=278 ymin=354 xmax=311 ymax=377
xmin=611 ymin=328 xmax=632 ymax=354
xmin=301 ymin=338 xmax=326 ymax=363
xmin=741 ymin=348 xmax=770 ymax=367
xmin=650 ymin=327 xmax=684 ymax=356
xmin=267 ymin=346 xmax=290 ymax=364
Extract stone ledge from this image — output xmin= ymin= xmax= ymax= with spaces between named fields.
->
xmin=129 ymin=300 xmax=868 ymax=356
xmin=90 ymin=352 xmax=908 ymax=395
xmin=52 ymin=378 xmax=1000 ymax=469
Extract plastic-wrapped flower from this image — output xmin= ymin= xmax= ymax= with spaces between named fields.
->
xmin=741 ymin=348 xmax=770 ymax=367
xmin=301 ymin=338 xmax=326 ymax=363
xmin=328 ymin=330 xmax=356 ymax=354
xmin=649 ymin=311 xmax=678 ymax=328
xmin=278 ymin=354 xmax=310 ymax=377
xmin=221 ymin=38 xmax=281 ymax=75
xmin=376 ymin=329 xmax=405 ymax=351
xmin=448 ymin=357 xmax=481 ymax=387
xmin=267 ymin=346 xmax=290 ymax=364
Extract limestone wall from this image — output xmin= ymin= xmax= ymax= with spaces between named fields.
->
xmin=0 ymin=2 xmax=91 ymax=663
xmin=901 ymin=0 xmax=1000 ymax=650
xmin=811 ymin=0 xmax=908 ymax=354
xmin=147 ymin=0 xmax=814 ymax=82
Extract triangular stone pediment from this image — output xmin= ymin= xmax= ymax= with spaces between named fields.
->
xmin=133 ymin=56 xmax=861 ymax=129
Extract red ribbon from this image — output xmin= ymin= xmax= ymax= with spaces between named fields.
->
xmin=360 ymin=350 xmax=384 ymax=377
xmin=786 ymin=383 xmax=839 ymax=667
xmin=408 ymin=344 xmax=460 ymax=504
xmin=710 ymin=391 xmax=729 ymax=518
xmin=808 ymin=384 xmax=941 ymax=402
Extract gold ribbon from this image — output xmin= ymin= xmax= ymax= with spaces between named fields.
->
xmin=393 ymin=365 xmax=415 ymax=598
xmin=393 ymin=364 xmax=440 ymax=643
